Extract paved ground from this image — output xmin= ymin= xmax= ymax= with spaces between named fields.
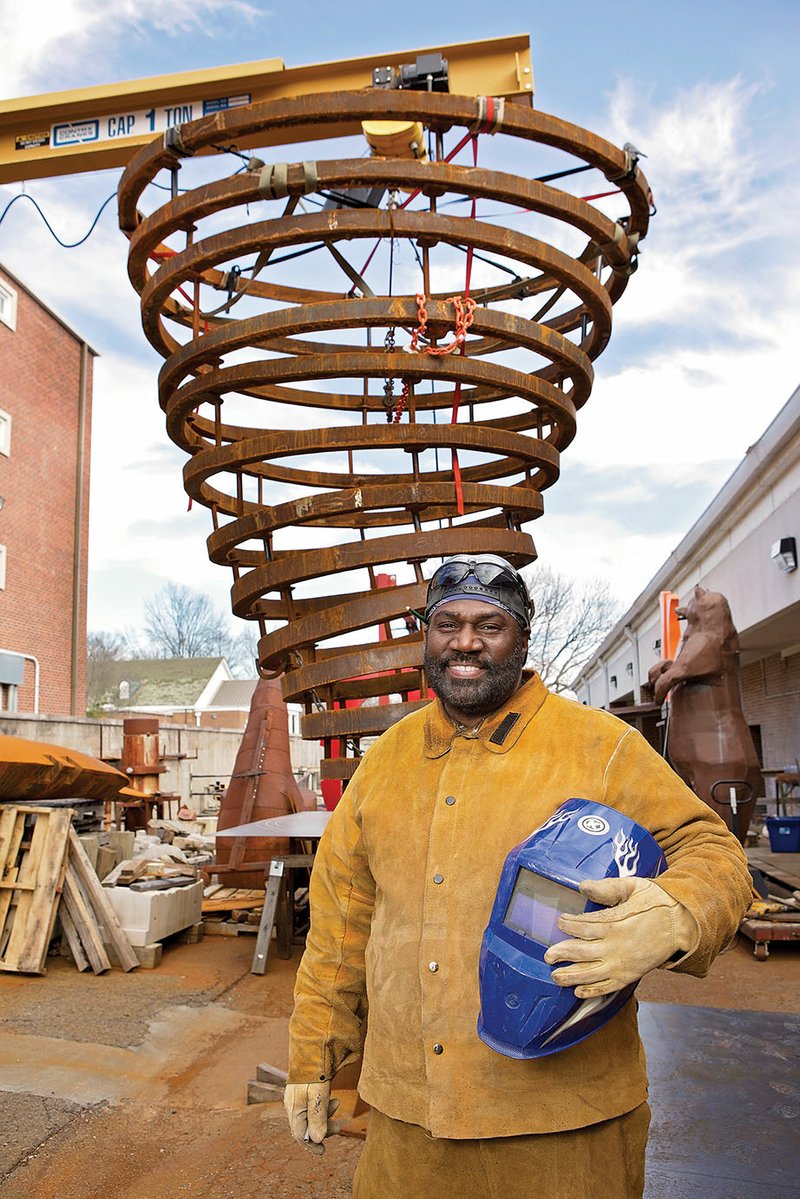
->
xmin=642 ymin=1003 xmax=800 ymax=1198
xmin=0 ymin=915 xmax=797 ymax=1197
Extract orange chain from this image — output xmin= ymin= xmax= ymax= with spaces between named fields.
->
xmin=410 ymin=292 xmax=476 ymax=356
xmin=390 ymin=293 xmax=476 ymax=424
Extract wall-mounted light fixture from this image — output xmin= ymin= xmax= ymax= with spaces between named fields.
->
xmin=653 ymin=638 xmax=661 ymax=653
xmin=626 ymin=662 xmax=634 ymax=676
xmin=610 ymin=674 xmax=618 ymax=687
xmin=771 ymin=536 xmax=798 ymax=573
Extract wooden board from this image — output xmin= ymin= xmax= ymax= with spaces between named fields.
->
xmin=66 ymin=829 xmax=139 ymax=972
xmin=251 ymin=863 xmax=283 ymax=975
xmin=202 ymin=887 xmax=266 ymax=913
xmin=58 ymin=906 xmax=90 ymax=972
xmin=0 ymin=805 xmax=72 ymax=974
xmin=202 ymin=919 xmax=258 ymax=936
xmin=61 ymin=867 xmax=110 ymax=974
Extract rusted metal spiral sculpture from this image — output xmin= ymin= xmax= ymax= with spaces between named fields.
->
xmin=118 ymin=89 xmax=651 ymax=785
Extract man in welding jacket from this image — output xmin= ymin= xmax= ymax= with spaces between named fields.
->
xmin=283 ymin=554 xmax=751 ymax=1198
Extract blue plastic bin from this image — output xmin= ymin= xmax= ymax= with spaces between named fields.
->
xmin=765 ymin=816 xmax=800 ymax=853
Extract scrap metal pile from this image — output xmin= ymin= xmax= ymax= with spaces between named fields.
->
xmin=118 ymin=84 xmax=651 ymax=786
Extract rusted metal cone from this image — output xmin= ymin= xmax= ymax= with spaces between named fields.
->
xmin=118 ymin=90 xmax=650 ymax=781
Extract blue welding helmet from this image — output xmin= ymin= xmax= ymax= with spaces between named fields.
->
xmin=477 ymin=799 xmax=667 ymax=1059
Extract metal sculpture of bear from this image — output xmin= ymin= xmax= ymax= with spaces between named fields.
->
xmin=649 ymin=586 xmax=761 ymax=843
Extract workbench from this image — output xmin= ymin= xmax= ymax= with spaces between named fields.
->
xmin=759 ymin=769 xmax=800 ymax=815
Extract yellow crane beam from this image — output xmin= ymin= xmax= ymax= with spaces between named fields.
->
xmin=0 ymin=34 xmax=533 ymax=185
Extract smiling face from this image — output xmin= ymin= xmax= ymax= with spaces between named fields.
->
xmin=423 ymin=599 xmax=529 ymax=724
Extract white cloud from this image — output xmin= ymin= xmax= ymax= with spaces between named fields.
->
xmin=510 ymin=73 xmax=800 ymax=605
xmin=530 ymin=508 xmax=678 ymax=605
xmin=0 ymin=0 xmax=262 ymax=98
xmin=607 ymin=77 xmax=760 ymax=201
xmin=573 ymin=324 xmax=799 ymax=473
xmin=559 ymin=75 xmax=800 ymax=473
xmin=87 ymin=351 xmax=229 ymax=630
xmin=603 ymin=74 xmax=799 ymax=318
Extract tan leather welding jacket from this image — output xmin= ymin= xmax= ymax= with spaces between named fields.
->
xmin=288 ymin=674 xmax=752 ymax=1139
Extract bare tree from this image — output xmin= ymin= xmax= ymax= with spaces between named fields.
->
xmin=143 ymin=582 xmax=237 ymax=659
xmin=86 ymin=630 xmax=127 ymax=712
xmin=523 ymin=567 xmax=621 ymax=694
xmin=227 ymin=626 xmax=260 ymax=676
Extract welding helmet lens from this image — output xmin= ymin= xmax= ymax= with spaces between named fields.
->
xmin=503 ymin=870 xmax=587 ymax=948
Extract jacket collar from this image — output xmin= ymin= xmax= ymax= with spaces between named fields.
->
xmin=423 ymin=673 xmax=549 ymax=758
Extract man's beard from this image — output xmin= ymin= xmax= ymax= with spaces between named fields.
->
xmin=424 ymin=633 xmax=527 ymax=718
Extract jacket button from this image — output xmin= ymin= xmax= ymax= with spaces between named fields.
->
xmin=433 ymin=1043 xmax=444 ymax=1055
xmin=445 ymin=795 xmax=456 ymax=805
xmin=433 ymin=873 xmax=444 ymax=884
xmin=428 ymin=961 xmax=439 ymax=972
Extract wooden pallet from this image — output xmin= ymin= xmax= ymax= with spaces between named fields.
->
xmin=0 ymin=805 xmax=72 ymax=974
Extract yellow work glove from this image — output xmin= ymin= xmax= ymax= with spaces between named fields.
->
xmin=284 ymin=1081 xmax=341 ymax=1155
xmin=543 ymin=877 xmax=699 ymax=998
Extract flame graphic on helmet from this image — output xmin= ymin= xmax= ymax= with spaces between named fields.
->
xmin=537 ymin=810 xmax=573 ymax=835
xmin=613 ymin=830 xmax=640 ymax=876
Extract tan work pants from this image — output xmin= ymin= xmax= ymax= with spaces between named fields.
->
xmin=353 ymin=1103 xmax=651 ymax=1199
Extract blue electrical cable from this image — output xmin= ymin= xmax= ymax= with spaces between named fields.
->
xmin=0 ymin=190 xmax=117 ymax=249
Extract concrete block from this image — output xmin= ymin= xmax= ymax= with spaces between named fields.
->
xmin=104 ymin=881 xmax=203 ymax=947
xmin=256 ymin=1063 xmax=288 ymax=1086
xmin=247 ymin=1080 xmax=284 ymax=1104
xmin=133 ymin=942 xmax=163 ymax=969
xmin=176 ymin=921 xmax=204 ymax=944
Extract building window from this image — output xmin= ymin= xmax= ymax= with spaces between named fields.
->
xmin=0 ymin=545 xmax=6 ymax=589
xmin=0 ymin=281 xmax=17 ymax=332
xmin=0 ymin=408 xmax=10 ymax=456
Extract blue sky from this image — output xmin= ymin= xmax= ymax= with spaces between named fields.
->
xmin=1 ymin=1 xmax=798 ymax=642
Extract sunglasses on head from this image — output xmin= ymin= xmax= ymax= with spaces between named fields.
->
xmin=427 ymin=557 xmax=531 ymax=610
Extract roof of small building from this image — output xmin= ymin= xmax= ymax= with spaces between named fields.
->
xmin=207 ymin=679 xmax=259 ymax=710
xmin=98 ymin=657 xmax=227 ymax=709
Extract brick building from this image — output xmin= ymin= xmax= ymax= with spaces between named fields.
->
xmin=573 ymin=383 xmax=800 ymax=782
xmin=0 ymin=263 xmax=96 ymax=716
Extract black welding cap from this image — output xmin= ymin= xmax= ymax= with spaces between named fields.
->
xmin=425 ymin=554 xmax=533 ymax=631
